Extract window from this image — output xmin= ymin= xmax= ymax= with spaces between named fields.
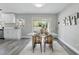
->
xmin=32 ymin=19 xmax=48 ymax=33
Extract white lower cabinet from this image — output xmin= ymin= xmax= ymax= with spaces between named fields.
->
xmin=4 ymin=28 xmax=21 ymax=40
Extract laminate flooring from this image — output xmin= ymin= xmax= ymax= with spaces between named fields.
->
xmin=0 ymin=38 xmax=69 ymax=55
xmin=0 ymin=39 xmax=30 ymax=55
xmin=19 ymin=39 xmax=68 ymax=55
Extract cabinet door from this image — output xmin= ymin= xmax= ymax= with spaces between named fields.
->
xmin=8 ymin=14 xmax=15 ymax=23
xmin=2 ymin=14 xmax=9 ymax=23
xmin=4 ymin=29 xmax=15 ymax=39
xmin=4 ymin=29 xmax=21 ymax=39
xmin=4 ymin=29 xmax=10 ymax=39
xmin=2 ymin=14 xmax=15 ymax=23
xmin=2 ymin=13 xmax=7 ymax=22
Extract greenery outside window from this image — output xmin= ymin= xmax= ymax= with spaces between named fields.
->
xmin=32 ymin=20 xmax=48 ymax=28
xmin=32 ymin=19 xmax=48 ymax=33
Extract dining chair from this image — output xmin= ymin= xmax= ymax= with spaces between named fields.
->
xmin=44 ymin=34 xmax=53 ymax=52
xmin=32 ymin=34 xmax=42 ymax=53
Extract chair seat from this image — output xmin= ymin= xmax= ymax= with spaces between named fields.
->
xmin=44 ymin=40 xmax=52 ymax=43
xmin=35 ymin=41 xmax=41 ymax=44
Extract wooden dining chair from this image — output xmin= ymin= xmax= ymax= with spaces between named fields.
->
xmin=44 ymin=34 xmax=53 ymax=52
xmin=32 ymin=34 xmax=42 ymax=53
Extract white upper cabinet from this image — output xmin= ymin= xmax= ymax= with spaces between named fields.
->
xmin=9 ymin=14 xmax=15 ymax=23
xmin=2 ymin=13 xmax=15 ymax=23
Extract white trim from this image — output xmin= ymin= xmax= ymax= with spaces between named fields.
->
xmin=21 ymin=35 xmax=31 ymax=39
xmin=58 ymin=37 xmax=79 ymax=54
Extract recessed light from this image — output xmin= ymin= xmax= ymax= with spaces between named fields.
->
xmin=34 ymin=3 xmax=45 ymax=8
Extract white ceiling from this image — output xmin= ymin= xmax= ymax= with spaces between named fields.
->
xmin=0 ymin=3 xmax=69 ymax=14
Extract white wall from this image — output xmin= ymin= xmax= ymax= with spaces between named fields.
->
xmin=15 ymin=14 xmax=58 ymax=37
xmin=58 ymin=4 xmax=79 ymax=52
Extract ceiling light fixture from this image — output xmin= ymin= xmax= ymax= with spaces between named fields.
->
xmin=34 ymin=3 xmax=45 ymax=8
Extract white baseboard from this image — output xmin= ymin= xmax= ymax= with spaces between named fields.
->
xmin=58 ymin=37 xmax=79 ymax=54
xmin=21 ymin=35 xmax=31 ymax=39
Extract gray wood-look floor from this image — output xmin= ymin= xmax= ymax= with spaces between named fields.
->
xmin=0 ymin=39 xmax=30 ymax=55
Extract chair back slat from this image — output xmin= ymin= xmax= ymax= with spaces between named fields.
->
xmin=32 ymin=34 xmax=42 ymax=44
xmin=46 ymin=35 xmax=53 ymax=43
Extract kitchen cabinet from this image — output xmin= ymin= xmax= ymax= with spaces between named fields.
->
xmin=1 ymin=13 xmax=15 ymax=23
xmin=4 ymin=27 xmax=21 ymax=40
